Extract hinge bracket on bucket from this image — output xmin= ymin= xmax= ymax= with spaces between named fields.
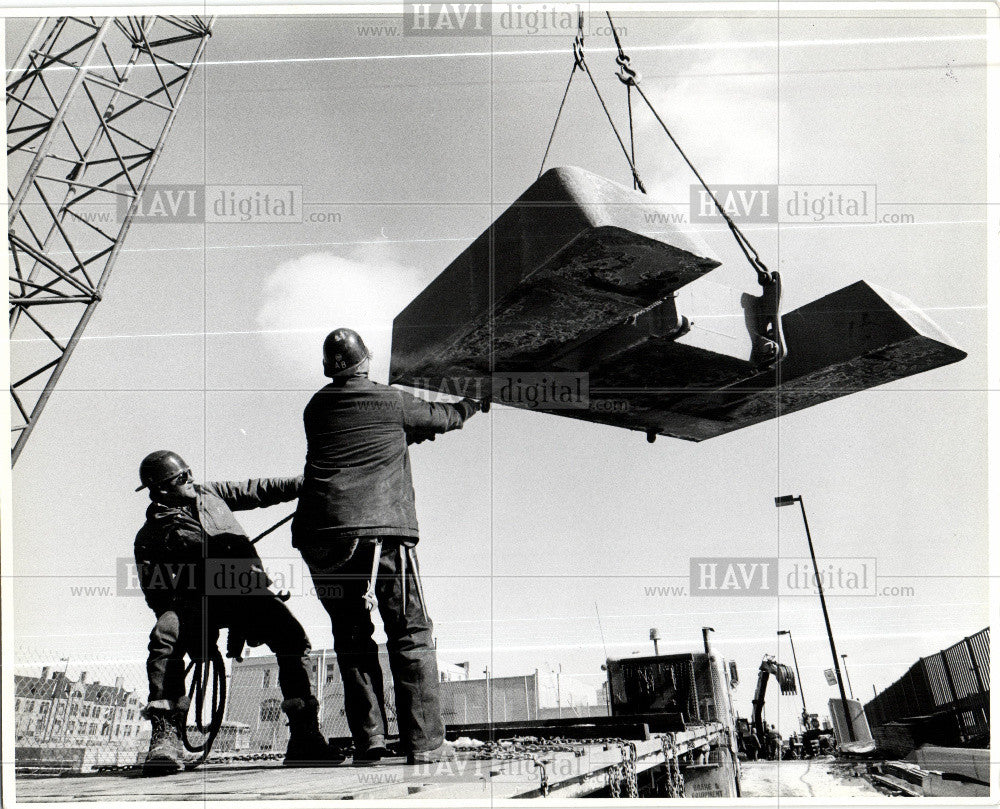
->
xmin=741 ymin=271 xmax=786 ymax=368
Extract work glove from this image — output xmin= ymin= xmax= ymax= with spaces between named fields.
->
xmin=405 ymin=428 xmax=437 ymax=445
xmin=454 ymin=398 xmax=482 ymax=420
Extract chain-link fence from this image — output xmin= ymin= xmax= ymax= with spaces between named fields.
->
xmin=10 ymin=640 xmax=333 ymax=773
xmin=12 ymin=644 xmax=151 ymax=774
xmin=12 ymin=639 xmax=606 ymax=775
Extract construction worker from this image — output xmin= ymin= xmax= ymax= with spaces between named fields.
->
xmin=134 ymin=450 xmax=340 ymax=774
xmin=292 ymin=328 xmax=481 ymax=765
xmin=767 ymin=724 xmax=782 ymax=760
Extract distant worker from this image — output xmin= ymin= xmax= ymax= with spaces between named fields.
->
xmin=134 ymin=450 xmax=339 ymax=774
xmin=767 ymin=724 xmax=782 ymax=760
xmin=746 ymin=729 xmax=761 ymax=761
xmin=292 ymin=328 xmax=481 ymax=764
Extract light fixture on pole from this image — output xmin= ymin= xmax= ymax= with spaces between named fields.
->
xmin=650 ymin=627 xmax=661 ymax=656
xmin=841 ymin=654 xmax=855 ymax=699
xmin=775 ymin=494 xmax=855 ymax=741
xmin=778 ymin=630 xmax=809 ymax=723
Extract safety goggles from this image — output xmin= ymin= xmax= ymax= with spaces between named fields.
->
xmin=156 ymin=468 xmax=192 ymax=489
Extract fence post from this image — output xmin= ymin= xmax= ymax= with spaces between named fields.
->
xmin=940 ymin=649 xmax=963 ymax=739
xmin=964 ymin=637 xmax=988 ymax=727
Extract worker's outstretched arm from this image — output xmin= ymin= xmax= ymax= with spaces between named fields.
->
xmin=401 ymin=390 xmax=479 ymax=445
xmin=205 ymin=476 xmax=303 ymax=511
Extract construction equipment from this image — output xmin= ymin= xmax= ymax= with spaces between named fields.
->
xmin=750 ymin=654 xmax=797 ymax=745
xmin=390 ymin=12 xmax=966 ymax=442
xmin=432 ymin=637 xmax=743 ymax=798
xmin=390 ymin=165 xmax=966 ymax=442
xmin=798 ymin=712 xmax=836 ymax=758
xmin=8 ymin=16 xmax=214 ymax=463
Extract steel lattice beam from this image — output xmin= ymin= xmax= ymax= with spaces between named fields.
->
xmin=8 ymin=15 xmax=213 ymax=464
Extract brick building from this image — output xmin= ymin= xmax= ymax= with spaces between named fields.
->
xmin=14 ymin=667 xmax=150 ymax=772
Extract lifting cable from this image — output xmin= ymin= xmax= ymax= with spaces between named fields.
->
xmin=538 ymin=12 xmax=646 ymax=193
xmin=608 ymin=17 xmax=641 ymax=190
xmin=604 ymin=12 xmax=776 ymax=287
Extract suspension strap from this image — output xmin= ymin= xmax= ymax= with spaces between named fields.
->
xmin=537 ymin=61 xmax=577 ymax=180
xmin=539 ymin=12 xmax=646 ymax=192
xmin=633 ymin=80 xmax=772 ymax=285
xmin=605 ymin=12 xmax=776 ymax=288
xmin=608 ymin=12 xmax=642 ymax=191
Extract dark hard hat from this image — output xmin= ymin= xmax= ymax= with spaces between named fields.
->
xmin=136 ymin=450 xmax=190 ymax=492
xmin=323 ymin=328 xmax=370 ymax=377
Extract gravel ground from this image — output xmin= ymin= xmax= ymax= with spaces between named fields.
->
xmin=740 ymin=757 xmax=883 ymax=798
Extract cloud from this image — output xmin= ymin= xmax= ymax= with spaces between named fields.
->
xmin=255 ymin=248 xmax=433 ymax=383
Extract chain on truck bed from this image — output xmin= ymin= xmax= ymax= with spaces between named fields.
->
xmin=454 ymin=735 xmax=655 ymax=797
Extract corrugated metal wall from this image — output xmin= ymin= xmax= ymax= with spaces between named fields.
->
xmin=864 ymin=628 xmax=988 ymax=746
xmin=440 ymin=676 xmax=538 ymax=724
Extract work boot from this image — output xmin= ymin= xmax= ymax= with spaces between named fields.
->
xmin=407 ymin=739 xmax=457 ymax=765
xmin=281 ymin=696 xmax=344 ymax=767
xmin=141 ymin=698 xmax=188 ymax=776
xmin=354 ymin=742 xmax=406 ymax=766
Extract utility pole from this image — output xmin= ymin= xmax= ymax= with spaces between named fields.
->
xmin=778 ymin=630 xmax=809 ymax=722
xmin=483 ymin=667 xmax=492 ymax=726
xmin=45 ymin=657 xmax=70 ymax=743
xmin=556 ymin=665 xmax=562 ymax=719
xmin=775 ymin=495 xmax=855 ymax=741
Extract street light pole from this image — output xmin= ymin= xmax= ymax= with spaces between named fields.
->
xmin=841 ymin=654 xmax=855 ymax=699
xmin=484 ymin=667 xmax=492 ymax=726
xmin=778 ymin=630 xmax=809 ymax=722
xmin=775 ymin=495 xmax=855 ymax=741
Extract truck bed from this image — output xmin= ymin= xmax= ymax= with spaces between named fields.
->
xmin=14 ymin=724 xmax=729 ymax=801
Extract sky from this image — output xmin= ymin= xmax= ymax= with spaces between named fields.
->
xmin=5 ymin=6 xmax=993 ymax=736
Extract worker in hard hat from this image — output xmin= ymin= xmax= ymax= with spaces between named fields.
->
xmin=292 ymin=328 xmax=481 ymax=765
xmin=134 ymin=450 xmax=341 ymax=774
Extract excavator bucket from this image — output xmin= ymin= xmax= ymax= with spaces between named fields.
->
xmin=390 ymin=166 xmax=966 ymax=441
xmin=775 ymin=663 xmax=797 ymax=695
xmin=391 ymin=166 xmax=721 ymax=380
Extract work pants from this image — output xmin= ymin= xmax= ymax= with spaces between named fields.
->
xmin=146 ymin=595 xmax=313 ymax=707
xmin=304 ymin=539 xmax=443 ymax=755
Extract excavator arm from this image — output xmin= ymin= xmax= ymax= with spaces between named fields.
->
xmin=751 ymin=655 xmax=797 ymax=741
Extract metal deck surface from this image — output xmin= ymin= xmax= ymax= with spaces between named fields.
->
xmin=14 ymin=725 xmax=729 ymax=801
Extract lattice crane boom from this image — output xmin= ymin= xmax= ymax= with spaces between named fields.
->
xmin=8 ymin=15 xmax=213 ymax=464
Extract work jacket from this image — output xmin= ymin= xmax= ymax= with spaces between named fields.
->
xmin=134 ymin=477 xmax=301 ymax=615
xmin=292 ymin=375 xmax=474 ymax=550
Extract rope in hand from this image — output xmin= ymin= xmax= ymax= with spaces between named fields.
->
xmin=250 ymin=511 xmax=294 ymax=545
